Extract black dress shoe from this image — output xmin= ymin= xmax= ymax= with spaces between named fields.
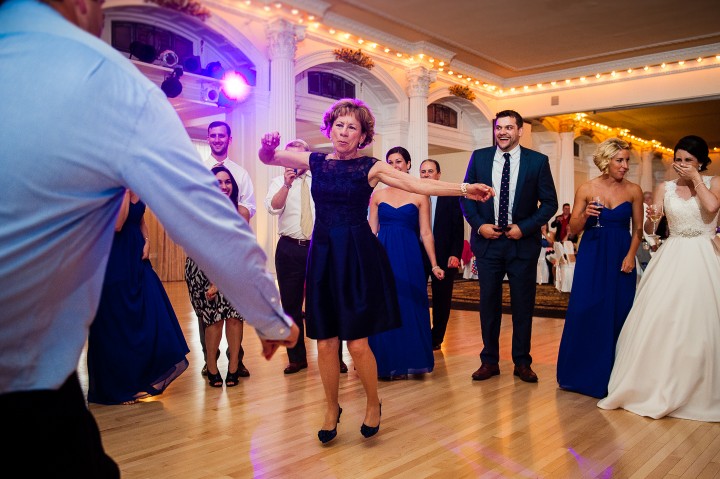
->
xmin=339 ymin=361 xmax=348 ymax=374
xmin=284 ymin=362 xmax=308 ymax=374
xmin=513 ymin=364 xmax=538 ymax=383
xmin=471 ymin=363 xmax=500 ymax=381
xmin=237 ymin=362 xmax=250 ymax=377
xmin=432 ymin=343 xmax=442 ymax=351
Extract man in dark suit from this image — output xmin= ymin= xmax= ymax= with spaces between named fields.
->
xmin=461 ymin=110 xmax=557 ymax=383
xmin=419 ymin=159 xmax=465 ymax=351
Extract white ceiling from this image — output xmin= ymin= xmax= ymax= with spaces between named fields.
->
xmin=310 ymin=0 xmax=720 ymax=150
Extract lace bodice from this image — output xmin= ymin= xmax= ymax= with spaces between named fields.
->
xmin=309 ymin=153 xmax=378 ymax=228
xmin=664 ymin=177 xmax=718 ymax=238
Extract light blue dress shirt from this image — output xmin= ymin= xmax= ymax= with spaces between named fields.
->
xmin=0 ymin=0 xmax=292 ymax=393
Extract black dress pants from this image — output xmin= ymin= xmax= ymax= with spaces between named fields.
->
xmin=276 ymin=236 xmax=310 ymax=364
xmin=0 ymin=372 xmax=120 ymax=478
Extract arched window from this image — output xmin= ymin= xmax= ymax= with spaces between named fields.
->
xmin=111 ymin=21 xmax=195 ymax=66
xmin=307 ymin=71 xmax=355 ymax=100
xmin=427 ymin=104 xmax=458 ymax=128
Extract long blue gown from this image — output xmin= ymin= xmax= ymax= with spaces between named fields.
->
xmin=87 ymin=200 xmax=189 ymax=404
xmin=369 ymin=203 xmax=434 ymax=377
xmin=556 ymin=202 xmax=636 ymax=398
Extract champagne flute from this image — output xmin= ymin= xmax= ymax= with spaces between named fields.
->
xmin=591 ymin=195 xmax=604 ymax=228
xmin=648 ymin=203 xmax=663 ymax=238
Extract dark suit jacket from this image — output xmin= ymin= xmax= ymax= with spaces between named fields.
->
xmin=421 ymin=196 xmax=465 ymax=275
xmin=461 ymin=146 xmax=558 ymax=259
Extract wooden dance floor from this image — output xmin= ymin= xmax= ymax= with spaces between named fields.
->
xmin=83 ymin=281 xmax=720 ymax=478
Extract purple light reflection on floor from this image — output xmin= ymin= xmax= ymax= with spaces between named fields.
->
xmin=568 ymin=447 xmax=614 ymax=478
xmin=450 ymin=442 xmax=537 ymax=477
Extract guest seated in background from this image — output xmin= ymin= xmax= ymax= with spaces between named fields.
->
xmin=598 ymin=135 xmax=720 ymax=421
xmin=87 ymin=189 xmax=189 ymax=405
xmin=368 ymin=147 xmax=443 ymax=380
xmin=540 ymin=223 xmax=555 ymax=284
xmin=557 ymin=137 xmax=643 ymax=398
xmin=551 ymin=203 xmax=572 ymax=242
xmin=185 ymin=166 xmax=248 ymax=388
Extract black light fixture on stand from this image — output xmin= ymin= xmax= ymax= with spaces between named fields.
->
xmin=129 ymin=41 xmax=156 ymax=63
xmin=161 ymin=67 xmax=183 ymax=98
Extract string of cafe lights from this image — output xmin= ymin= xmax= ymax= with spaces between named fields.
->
xmin=574 ymin=114 xmax=674 ymax=154
xmin=238 ymin=1 xmax=720 ymax=101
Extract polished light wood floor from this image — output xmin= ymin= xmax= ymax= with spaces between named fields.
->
xmin=83 ymin=282 xmax=720 ymax=478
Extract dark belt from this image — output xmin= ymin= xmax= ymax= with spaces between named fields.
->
xmin=280 ymin=235 xmax=310 ymax=247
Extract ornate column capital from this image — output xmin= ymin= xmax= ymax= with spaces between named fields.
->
xmin=558 ymin=119 xmax=575 ymax=133
xmin=406 ymin=66 xmax=437 ymax=98
xmin=266 ymin=19 xmax=306 ymax=60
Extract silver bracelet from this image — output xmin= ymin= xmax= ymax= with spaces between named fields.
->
xmin=283 ymin=183 xmax=292 ymax=189
xmin=460 ymin=183 xmax=468 ymax=196
xmin=431 ymin=265 xmax=441 ymax=271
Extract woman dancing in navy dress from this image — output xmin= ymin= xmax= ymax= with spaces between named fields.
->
xmin=259 ymin=98 xmax=493 ymax=444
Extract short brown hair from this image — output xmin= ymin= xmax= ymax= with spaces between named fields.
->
xmin=320 ymin=98 xmax=375 ymax=149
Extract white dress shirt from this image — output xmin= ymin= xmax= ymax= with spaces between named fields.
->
xmin=492 ymin=145 xmax=521 ymax=225
xmin=265 ymin=172 xmax=315 ymax=239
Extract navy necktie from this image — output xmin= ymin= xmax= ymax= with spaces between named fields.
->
xmin=498 ymin=153 xmax=511 ymax=229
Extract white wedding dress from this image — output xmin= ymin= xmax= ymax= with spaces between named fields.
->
xmin=598 ymin=176 xmax=720 ymax=421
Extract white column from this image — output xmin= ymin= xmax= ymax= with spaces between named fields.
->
xmin=263 ymin=20 xmax=304 ymax=274
xmin=406 ymin=67 xmax=436 ymax=177
xmin=266 ymin=19 xmax=305 ymax=144
xmin=558 ymin=121 xmax=575 ymax=210
xmin=640 ymin=148 xmax=654 ymax=192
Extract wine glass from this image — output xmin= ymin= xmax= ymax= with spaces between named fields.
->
xmin=591 ymin=195 xmax=604 ymax=228
xmin=648 ymin=204 xmax=664 ymax=238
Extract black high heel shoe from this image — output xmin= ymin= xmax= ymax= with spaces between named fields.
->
xmin=317 ymin=406 xmax=342 ymax=444
xmin=360 ymin=402 xmax=382 ymax=438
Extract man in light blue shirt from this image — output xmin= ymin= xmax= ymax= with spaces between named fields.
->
xmin=0 ymin=0 xmax=298 ymax=475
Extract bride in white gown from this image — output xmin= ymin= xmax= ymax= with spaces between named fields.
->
xmin=598 ymin=135 xmax=720 ymax=421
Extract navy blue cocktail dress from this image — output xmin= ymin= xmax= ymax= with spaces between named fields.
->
xmin=304 ymin=153 xmax=401 ymax=340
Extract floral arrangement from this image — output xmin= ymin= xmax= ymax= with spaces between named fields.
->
xmin=580 ymin=127 xmax=594 ymax=138
xmin=145 ymin=0 xmax=211 ymax=21
xmin=448 ymin=84 xmax=476 ymax=102
xmin=333 ymin=48 xmax=374 ymax=70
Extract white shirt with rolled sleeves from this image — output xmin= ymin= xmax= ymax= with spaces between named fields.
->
xmin=265 ymin=172 xmax=314 ymax=239
xmin=0 ymin=0 xmax=292 ymax=394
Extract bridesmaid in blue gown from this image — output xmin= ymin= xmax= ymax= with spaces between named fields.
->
xmin=556 ymin=138 xmax=643 ymax=398
xmin=368 ymin=147 xmax=444 ymax=380
xmin=259 ymin=98 xmax=494 ymax=444
xmin=87 ymin=190 xmax=189 ymax=405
